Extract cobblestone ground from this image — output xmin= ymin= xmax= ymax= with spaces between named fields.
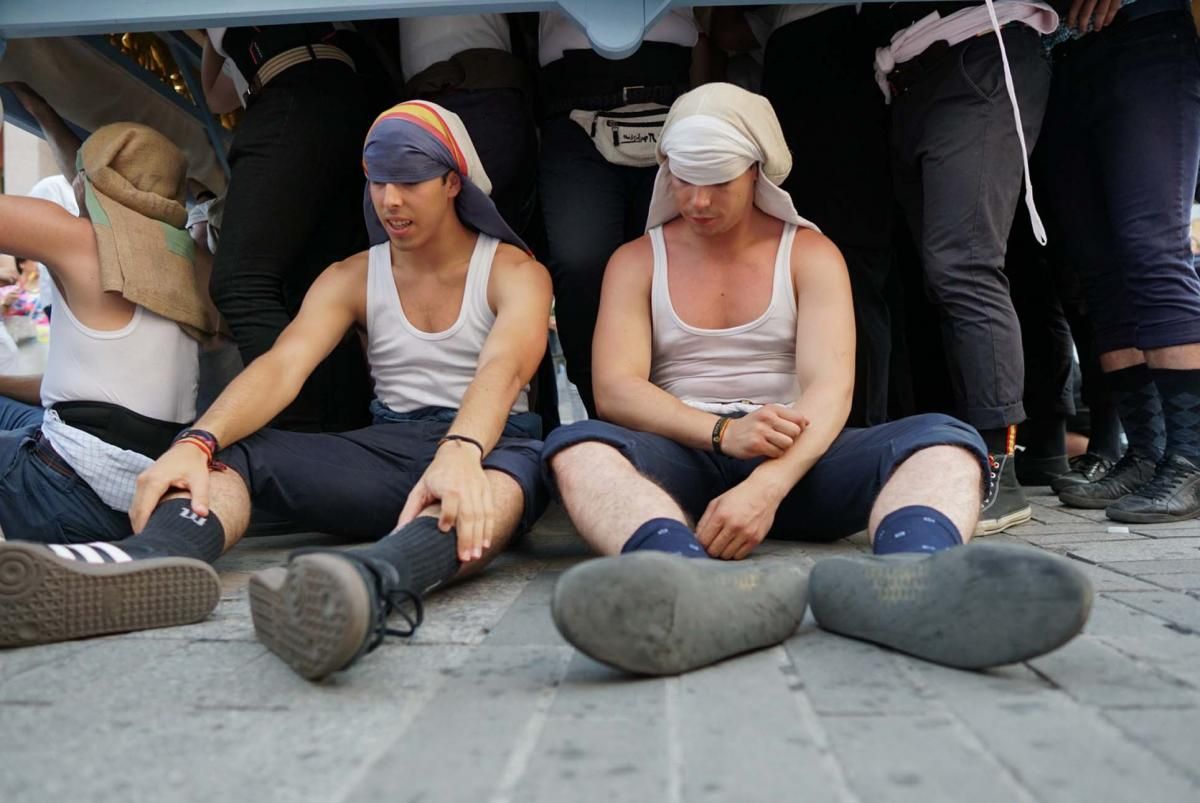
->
xmin=2 ymin=489 xmax=1199 ymax=802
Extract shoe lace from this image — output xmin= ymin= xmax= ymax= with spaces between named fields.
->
xmin=1137 ymin=457 xmax=1193 ymax=500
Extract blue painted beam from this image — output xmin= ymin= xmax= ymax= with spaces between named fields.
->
xmin=0 ymin=0 xmax=813 ymax=60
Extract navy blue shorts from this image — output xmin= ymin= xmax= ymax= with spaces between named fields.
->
xmin=541 ymin=413 xmax=988 ymax=542
xmin=220 ymin=420 xmax=548 ymax=540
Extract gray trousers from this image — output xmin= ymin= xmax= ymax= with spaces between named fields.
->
xmin=891 ymin=25 xmax=1052 ymax=431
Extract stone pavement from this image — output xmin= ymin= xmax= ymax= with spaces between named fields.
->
xmin=2 ymin=489 xmax=1199 ymax=803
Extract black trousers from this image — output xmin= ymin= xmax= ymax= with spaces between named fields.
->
xmin=211 ymin=60 xmax=373 ymax=432
xmin=890 ymin=25 xmax=1052 ymax=431
xmin=763 ymin=7 xmax=895 ymax=426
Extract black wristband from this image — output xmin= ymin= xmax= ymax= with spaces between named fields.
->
xmin=711 ymin=416 xmax=732 ymax=456
xmin=437 ymin=434 xmax=485 ymax=458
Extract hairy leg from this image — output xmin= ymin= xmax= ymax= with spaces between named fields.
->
xmin=868 ymin=445 xmax=982 ymax=544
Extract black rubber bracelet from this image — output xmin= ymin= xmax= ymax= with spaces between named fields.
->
xmin=711 ymin=416 xmax=732 ymax=456
xmin=437 ymin=434 xmax=485 ymax=458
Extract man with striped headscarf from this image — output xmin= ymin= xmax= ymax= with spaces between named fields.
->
xmin=541 ymin=84 xmax=1092 ymax=677
xmin=0 ymin=102 xmax=553 ymax=682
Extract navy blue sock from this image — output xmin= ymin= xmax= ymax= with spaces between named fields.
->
xmin=622 ymin=518 xmax=708 ymax=559
xmin=872 ymin=505 xmax=963 ymax=556
xmin=1151 ymin=368 xmax=1200 ymax=463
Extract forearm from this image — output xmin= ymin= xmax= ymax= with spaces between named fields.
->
xmin=597 ymin=377 xmax=719 ymax=451
xmin=746 ymin=384 xmax=852 ymax=497
xmin=446 ymin=357 xmax=530 ymax=454
xmin=0 ymin=374 xmax=42 ymax=405
xmin=193 ymin=352 xmax=307 ymax=447
xmin=24 ymin=100 xmax=81 ymax=181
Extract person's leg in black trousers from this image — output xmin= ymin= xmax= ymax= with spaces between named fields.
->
xmin=763 ymin=7 xmax=893 ymax=427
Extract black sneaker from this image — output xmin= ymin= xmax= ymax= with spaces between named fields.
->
xmin=1050 ymin=452 xmax=1117 ymax=494
xmin=1016 ymin=453 xmax=1070 ymax=486
xmin=976 ymin=453 xmax=1032 ymax=535
xmin=809 ymin=543 xmax=1093 ymax=669
xmin=1058 ymin=451 xmax=1156 ymax=509
xmin=1106 ymin=453 xmax=1200 ymax=524
xmin=551 ymin=552 xmax=808 ymax=675
xmin=0 ymin=542 xmax=220 ymax=647
xmin=249 ymin=551 xmax=423 ymax=681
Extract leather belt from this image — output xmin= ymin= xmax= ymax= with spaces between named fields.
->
xmin=244 ymin=44 xmax=355 ymax=105
xmin=31 ymin=431 xmax=76 ymax=479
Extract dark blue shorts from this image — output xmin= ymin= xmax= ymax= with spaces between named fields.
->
xmin=541 ymin=413 xmax=988 ymax=542
xmin=221 ymin=420 xmax=548 ymax=540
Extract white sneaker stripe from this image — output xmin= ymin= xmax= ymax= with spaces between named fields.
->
xmin=69 ymin=544 xmax=106 ymax=564
xmin=49 ymin=544 xmax=77 ymax=560
xmin=89 ymin=542 xmax=133 ymax=563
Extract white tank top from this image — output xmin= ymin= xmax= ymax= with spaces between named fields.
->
xmin=399 ymin=14 xmax=511 ymax=80
xmin=648 ymin=224 xmax=801 ymax=413
xmin=41 ymin=299 xmax=199 ymax=423
xmin=538 ymin=10 xmax=699 ymax=66
xmin=366 ymin=235 xmax=530 ymax=414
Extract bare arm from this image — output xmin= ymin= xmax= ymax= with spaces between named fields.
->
xmin=129 ymin=257 xmax=365 ymax=529
xmin=0 ymin=374 xmax=42 ymax=405
xmin=745 ymin=231 xmax=856 ymax=497
xmin=2 ymin=83 xmax=82 ymax=181
xmin=0 ymin=197 xmax=93 ymax=282
xmin=201 ymin=37 xmax=242 ymax=115
xmin=592 ymin=238 xmax=722 ymax=448
xmin=399 ymin=250 xmax=553 ymax=561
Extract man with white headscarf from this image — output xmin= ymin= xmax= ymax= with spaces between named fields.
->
xmin=541 ymin=84 xmax=1092 ymax=676
xmin=0 ymin=102 xmax=553 ymax=683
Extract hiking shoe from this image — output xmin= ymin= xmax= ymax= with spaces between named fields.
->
xmin=1050 ymin=452 xmax=1116 ymax=494
xmin=1106 ymin=453 xmax=1200 ymax=524
xmin=0 ymin=542 xmax=220 ymax=648
xmin=976 ymin=453 xmax=1032 ymax=535
xmin=249 ymin=551 xmax=423 ymax=681
xmin=1058 ymin=451 xmax=1156 ymax=509
xmin=1016 ymin=453 xmax=1070 ymax=486
xmin=551 ymin=552 xmax=808 ymax=675
xmin=808 ymin=543 xmax=1093 ymax=669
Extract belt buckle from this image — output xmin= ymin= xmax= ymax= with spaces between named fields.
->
xmin=622 ymin=84 xmax=645 ymax=104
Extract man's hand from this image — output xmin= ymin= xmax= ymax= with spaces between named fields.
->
xmin=720 ymin=405 xmax=810 ymax=460
xmin=1067 ymin=0 xmax=1122 ymax=33
xmin=129 ymin=442 xmax=211 ymax=532
xmin=695 ymin=478 xmax=786 ymax=560
xmin=397 ymin=442 xmax=495 ymax=563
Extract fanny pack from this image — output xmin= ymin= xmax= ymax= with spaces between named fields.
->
xmin=569 ymin=103 xmax=669 ymax=168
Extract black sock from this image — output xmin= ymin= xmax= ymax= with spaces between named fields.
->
xmin=1086 ymin=398 xmax=1123 ymax=460
xmin=111 ymin=498 xmax=226 ymax=563
xmin=1019 ymin=417 xmax=1066 ymax=459
xmin=1108 ymin=364 xmax=1166 ymax=459
xmin=352 ymin=517 xmax=461 ymax=595
xmin=1151 ymin=367 xmax=1200 ymax=463
xmin=980 ymin=426 xmax=1013 ymax=456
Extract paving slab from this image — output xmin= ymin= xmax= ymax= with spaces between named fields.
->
xmin=3 ymin=503 xmax=1200 ymax=802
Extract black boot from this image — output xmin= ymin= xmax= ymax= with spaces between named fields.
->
xmin=1057 ymin=451 xmax=1156 ymax=509
xmin=1106 ymin=453 xmax=1200 ymax=523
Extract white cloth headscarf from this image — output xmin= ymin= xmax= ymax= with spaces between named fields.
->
xmin=645 ymin=83 xmax=819 ymax=232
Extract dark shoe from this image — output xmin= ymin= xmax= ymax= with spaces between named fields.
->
xmin=1016 ymin=453 xmax=1070 ymax=486
xmin=809 ymin=543 xmax=1093 ymax=669
xmin=1106 ymin=453 xmax=1200 ymax=524
xmin=249 ymin=551 xmax=423 ymax=681
xmin=976 ymin=453 xmax=1033 ymax=535
xmin=0 ymin=542 xmax=220 ymax=647
xmin=551 ymin=552 xmax=808 ymax=675
xmin=1058 ymin=452 xmax=1156 ymax=509
xmin=1050 ymin=452 xmax=1116 ymax=494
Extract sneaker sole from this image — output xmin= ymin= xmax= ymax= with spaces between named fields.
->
xmin=249 ymin=554 xmax=371 ymax=681
xmin=551 ymin=553 xmax=808 ymax=676
xmin=974 ymin=504 xmax=1033 ymax=536
xmin=1104 ymin=506 xmax=1200 ymax=524
xmin=0 ymin=542 xmax=220 ymax=648
xmin=809 ymin=543 xmax=1093 ymax=669
xmin=1058 ymin=491 xmax=1128 ymax=509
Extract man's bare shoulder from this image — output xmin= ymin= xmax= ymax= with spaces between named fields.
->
xmin=607 ymin=233 xmax=655 ymax=279
xmin=489 ymin=243 xmax=552 ymax=306
xmin=790 ymin=227 xmax=848 ymax=278
xmin=493 ymin=242 xmax=550 ymax=278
